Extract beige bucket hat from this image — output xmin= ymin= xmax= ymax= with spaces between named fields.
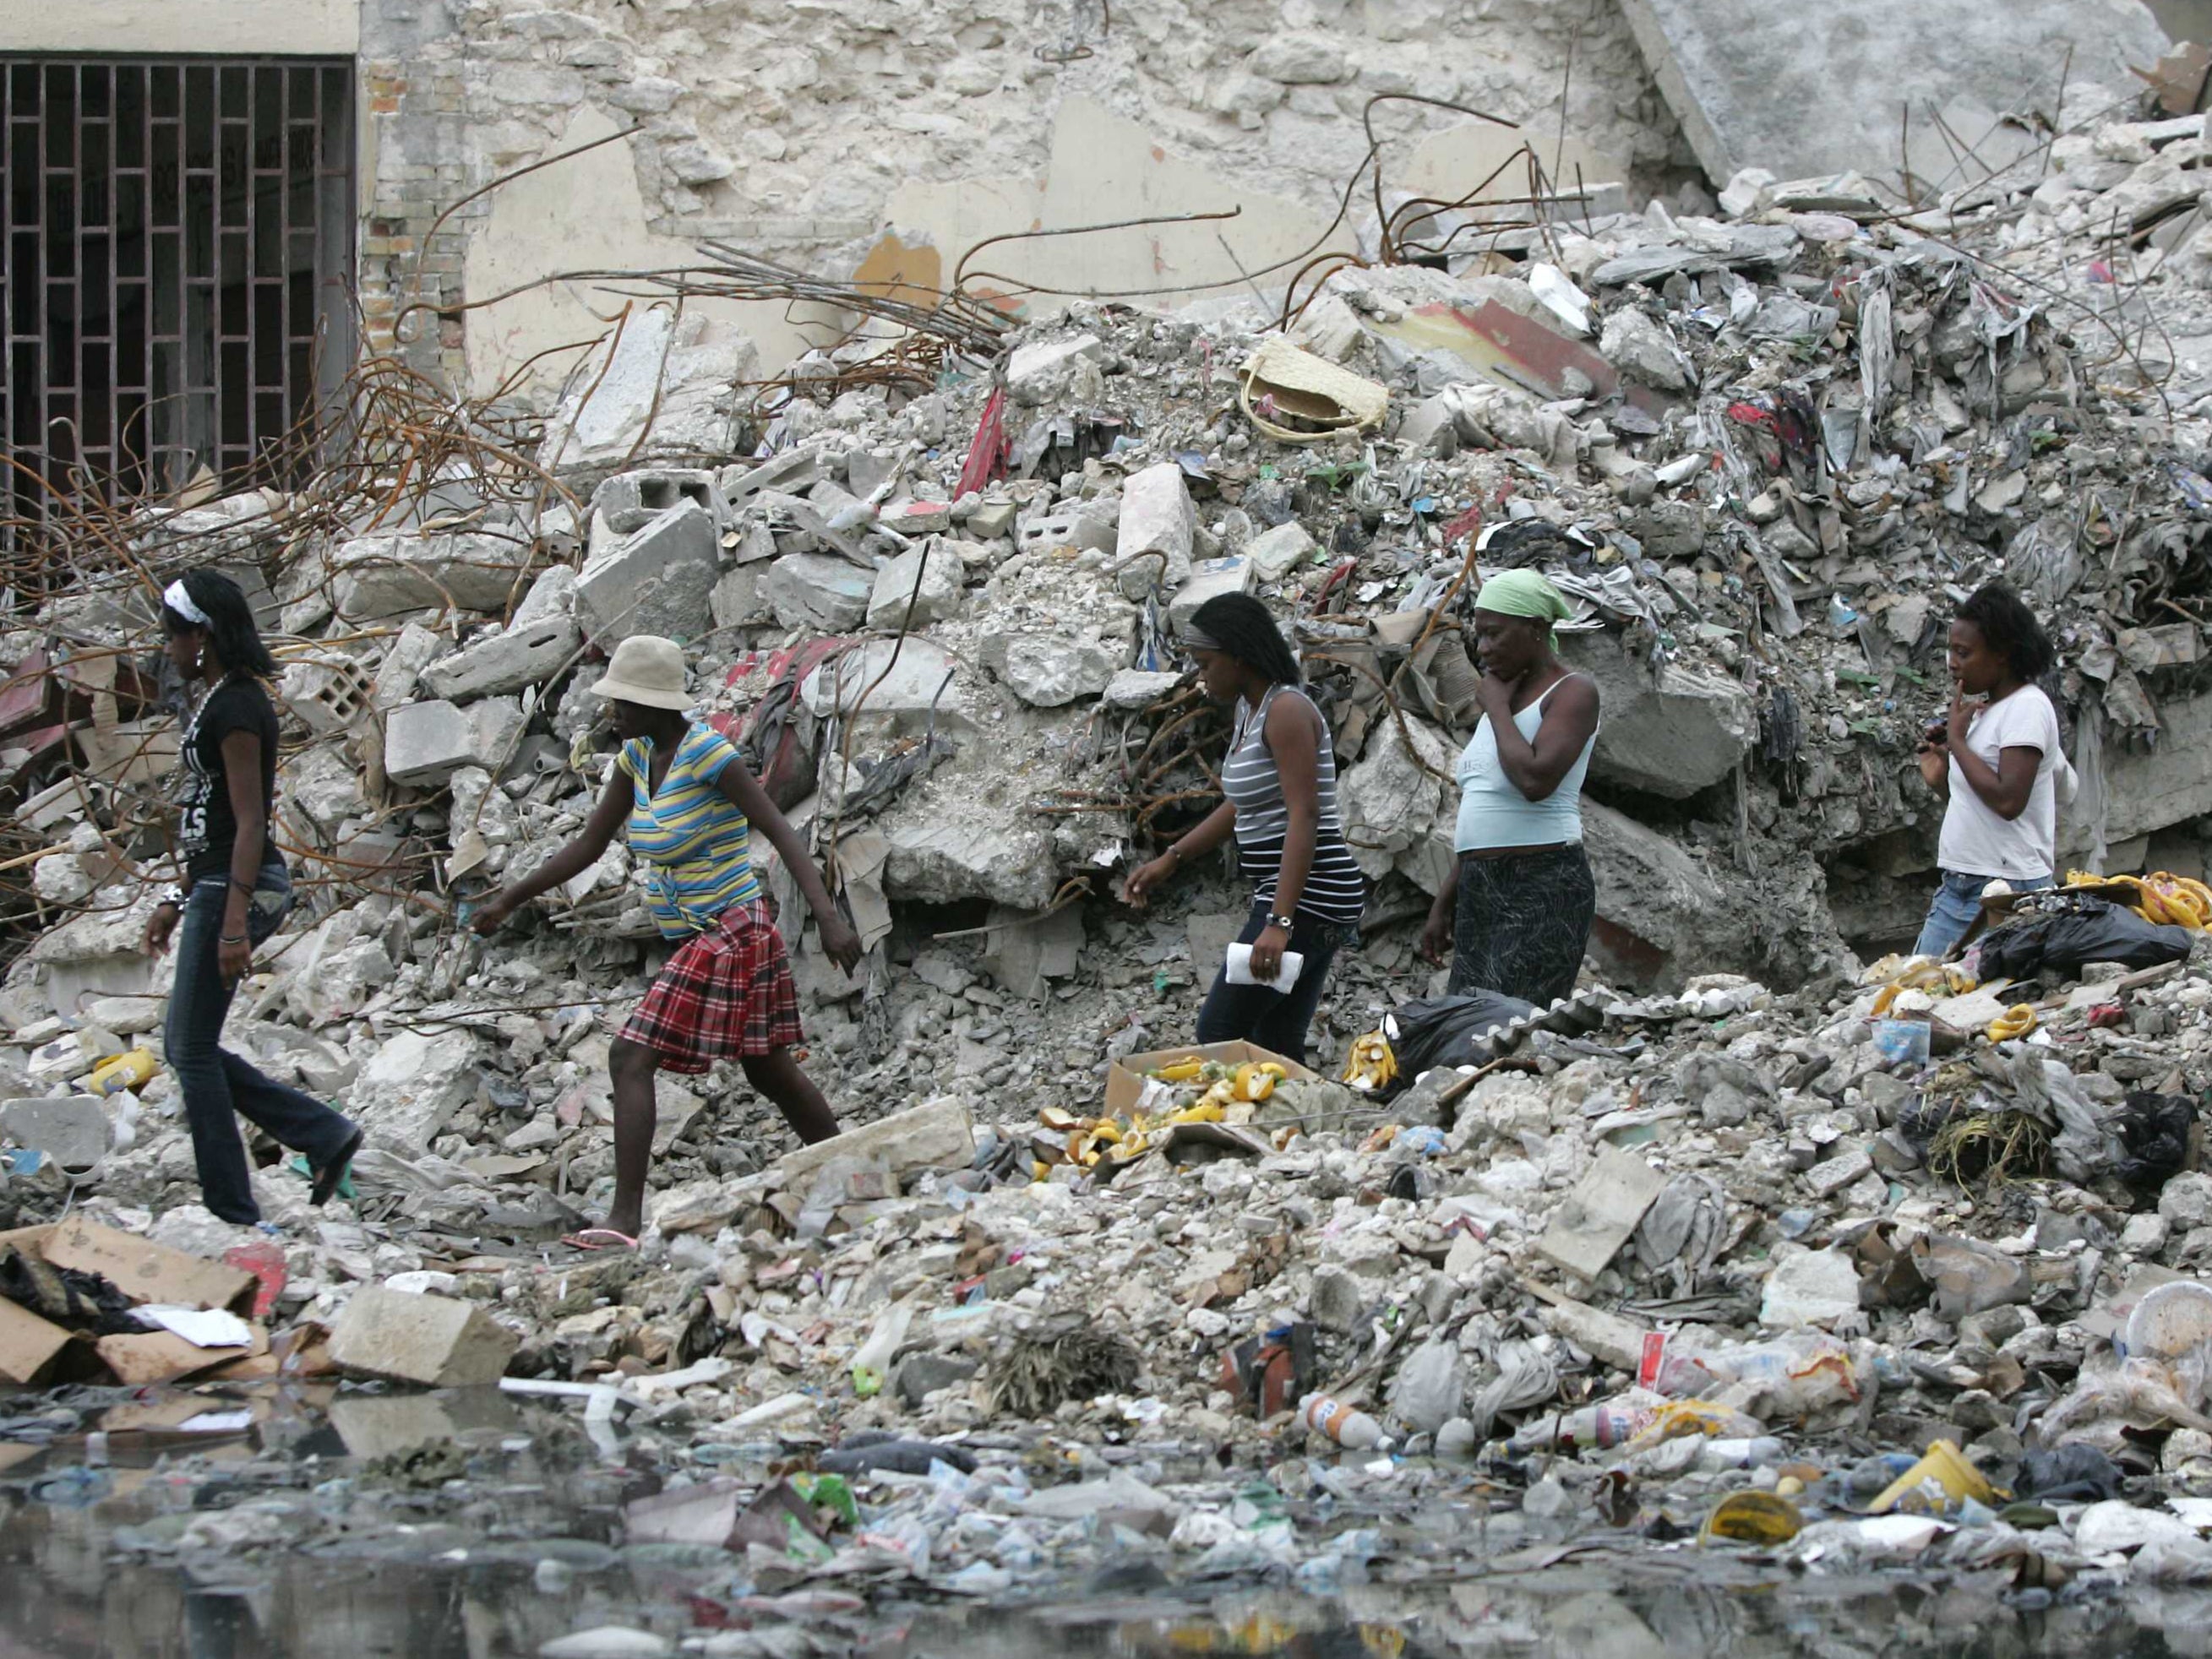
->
xmin=589 ymin=634 xmax=693 ymax=711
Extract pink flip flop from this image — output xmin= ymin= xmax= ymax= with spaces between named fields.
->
xmin=560 ymin=1228 xmax=639 ymax=1252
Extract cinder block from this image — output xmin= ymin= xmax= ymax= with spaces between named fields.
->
xmin=326 ymin=1285 xmax=519 ymax=1387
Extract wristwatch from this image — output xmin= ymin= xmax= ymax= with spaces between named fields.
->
xmin=161 ymin=884 xmax=189 ymax=907
xmin=1267 ymin=912 xmax=1294 ymax=930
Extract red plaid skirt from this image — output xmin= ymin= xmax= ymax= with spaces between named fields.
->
xmin=618 ymin=899 xmax=804 ymax=1074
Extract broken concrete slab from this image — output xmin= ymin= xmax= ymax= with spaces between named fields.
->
xmin=593 ymin=468 xmax=728 ymax=536
xmin=1245 ymin=521 xmax=1317 ymax=582
xmin=350 ymin=1028 xmax=481 ymax=1153
xmin=384 ymin=698 xmax=526 ymax=786
xmin=330 ymin=532 xmax=538 ymax=621
xmin=1615 ymin=0 xmax=2165 ymax=186
xmin=1169 ymin=556 xmax=1257 ymax=630
xmin=775 ymin=1095 xmax=975 ymax=1186
xmin=1562 ymin=631 xmax=1755 ymax=800
xmin=1537 ymin=1145 xmax=1667 ymax=1281
xmin=574 ymin=499 xmax=720 ymax=647
xmin=538 ymin=308 xmax=757 ymax=480
xmin=867 ymin=540 xmax=966 ymax=629
xmin=327 ymin=1285 xmax=520 ymax=1387
xmin=763 ymin=553 xmax=873 ymax=634
xmin=1115 ymin=462 xmax=1196 ymax=600
xmin=799 ymin=639 xmax=963 ymax=734
xmin=987 ymin=633 xmax=1118 ymax=708
xmin=1016 ymin=499 xmax=1120 ymax=562
xmin=1005 ymin=332 xmax=1105 ymax=405
xmin=0 ymin=1096 xmax=109 ymax=1172
xmin=1103 ymin=669 xmax=1185 ymax=710
xmin=420 ymin=615 xmax=582 ymax=703
xmin=983 ymin=902 xmax=1086 ymax=1002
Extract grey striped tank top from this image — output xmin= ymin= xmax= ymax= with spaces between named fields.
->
xmin=1221 ymin=684 xmax=1366 ymax=927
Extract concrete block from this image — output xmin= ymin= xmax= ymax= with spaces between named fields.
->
xmin=594 ymin=468 xmax=727 ymax=535
xmin=1114 ymin=462 xmax=1196 ymax=598
xmin=1 ymin=1096 xmax=110 ymax=1172
xmin=330 ymin=532 xmax=538 ymax=620
xmin=327 ymin=1285 xmax=519 ymax=1387
xmin=967 ymin=498 xmax=1018 ymax=540
xmin=867 ymin=540 xmax=965 ymax=629
xmin=1005 ymin=332 xmax=1104 ymax=405
xmin=278 ymin=654 xmax=373 ymax=738
xmin=764 ymin=554 xmax=873 ymax=633
xmin=1615 ymin=0 xmax=2163 ymax=185
xmin=384 ymin=699 xmax=526 ymax=786
xmin=710 ymin=565 xmax=771 ymax=630
xmin=350 ymin=1027 xmax=481 ymax=1151
xmin=421 ymin=616 xmax=583 ymax=703
xmin=1169 ymin=556 xmax=1257 ymax=629
xmin=1015 ymin=500 xmax=1117 ymax=560
xmin=983 ymin=632 xmax=1117 ymax=709
xmin=575 ymin=500 xmax=719 ymax=647
xmin=1244 ymin=521 xmax=1318 ymax=581
xmin=1103 ymin=669 xmax=1185 ymax=710
xmin=721 ymin=448 xmax=824 ymax=509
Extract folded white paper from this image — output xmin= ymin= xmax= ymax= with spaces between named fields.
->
xmin=1225 ymin=942 xmax=1305 ymax=993
xmin=132 ymin=1305 xmax=253 ymax=1349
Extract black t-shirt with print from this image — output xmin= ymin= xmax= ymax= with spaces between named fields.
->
xmin=177 ymin=678 xmax=281 ymax=881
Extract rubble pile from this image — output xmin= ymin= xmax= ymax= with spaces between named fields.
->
xmin=14 ymin=87 xmax=2212 ymax=1630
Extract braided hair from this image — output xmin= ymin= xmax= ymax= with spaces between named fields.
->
xmin=1187 ymin=592 xmax=1301 ymax=687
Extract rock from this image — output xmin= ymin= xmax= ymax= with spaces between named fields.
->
xmin=538 ymin=1628 xmax=673 ymax=1659
xmin=1103 ymin=669 xmax=1185 ymax=710
xmin=350 ymin=1028 xmax=481 ymax=1151
xmin=1760 ymin=1249 xmax=1861 ymax=1328
xmin=1248 ymin=33 xmax=1349 ymax=84
xmin=327 ymin=1286 xmax=519 ymax=1387
xmin=1803 ymin=1147 xmax=1873 ymax=1198
xmin=421 ymin=615 xmax=582 ymax=702
xmin=991 ymin=634 xmax=1117 ymax=708
xmin=2162 ymin=1172 xmax=2212 ymax=1230
xmin=384 ymin=698 xmax=526 ymax=786
xmin=0 ymin=1096 xmax=110 ymax=1171
xmin=1600 ymin=307 xmax=1692 ymax=391
xmin=1114 ymin=462 xmax=1196 ymax=599
xmin=762 ymin=553 xmax=873 ymax=633
xmin=1635 ymin=497 xmax=1708 ymax=558
xmin=867 ymin=540 xmax=965 ymax=629
xmin=575 ymin=500 xmax=720 ymax=646
xmin=1310 ymin=1265 xmax=1365 ymax=1332
xmin=771 ymin=1096 xmax=974 ymax=1187
xmin=1244 ymin=521 xmax=1317 ymax=581
xmin=892 ymin=1350 xmax=979 ymax=1407
xmin=1005 ymin=333 xmax=1105 ymax=405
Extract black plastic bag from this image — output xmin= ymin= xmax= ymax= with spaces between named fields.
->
xmin=1975 ymin=895 xmax=2194 ymax=980
xmin=1384 ymin=991 xmax=1535 ymax=1084
xmin=2116 ymin=1091 xmax=2196 ymax=1188
xmin=2016 ymin=1443 xmax=2126 ymax=1504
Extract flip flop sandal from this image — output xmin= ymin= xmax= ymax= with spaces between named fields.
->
xmin=309 ymin=1129 xmax=363 ymax=1207
xmin=561 ymin=1229 xmax=640 ymax=1252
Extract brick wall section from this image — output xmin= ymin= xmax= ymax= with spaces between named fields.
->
xmin=357 ymin=58 xmax=471 ymax=387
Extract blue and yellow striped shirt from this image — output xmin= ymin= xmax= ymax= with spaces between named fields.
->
xmin=617 ymin=724 xmax=762 ymax=938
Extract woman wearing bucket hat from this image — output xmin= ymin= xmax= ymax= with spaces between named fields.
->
xmin=473 ymin=634 xmax=863 ymax=1245
xmin=1419 ymin=570 xmax=1601 ymax=1007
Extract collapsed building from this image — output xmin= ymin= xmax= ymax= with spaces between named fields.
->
xmin=11 ymin=0 xmax=2212 ymax=1645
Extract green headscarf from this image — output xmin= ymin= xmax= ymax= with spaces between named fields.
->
xmin=1474 ymin=568 xmax=1572 ymax=652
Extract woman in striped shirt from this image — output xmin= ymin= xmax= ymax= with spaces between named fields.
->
xmin=1124 ymin=594 xmax=1365 ymax=1063
xmin=475 ymin=635 xmax=862 ymax=1244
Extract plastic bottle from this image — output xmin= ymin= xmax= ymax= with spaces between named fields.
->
xmin=1301 ymin=1394 xmax=1394 ymax=1451
xmin=1506 ymin=1405 xmax=1656 ymax=1453
xmin=87 ymin=1048 xmax=155 ymax=1096
xmin=1654 ymin=1331 xmax=1861 ymax=1417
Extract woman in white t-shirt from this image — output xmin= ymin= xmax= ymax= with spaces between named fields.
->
xmin=1913 ymin=583 xmax=2071 ymax=958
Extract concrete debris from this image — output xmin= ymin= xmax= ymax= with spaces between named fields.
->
xmin=22 ymin=79 xmax=2212 ymax=1635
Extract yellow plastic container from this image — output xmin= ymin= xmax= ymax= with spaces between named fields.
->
xmin=1870 ymin=1438 xmax=2002 ymax=1515
xmin=1700 ymin=1490 xmax=1803 ymax=1546
xmin=87 ymin=1048 xmax=156 ymax=1096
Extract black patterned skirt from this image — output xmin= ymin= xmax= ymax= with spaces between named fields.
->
xmin=1448 ymin=843 xmax=1596 ymax=1007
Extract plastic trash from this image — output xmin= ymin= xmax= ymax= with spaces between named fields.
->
xmin=1869 ymin=1439 xmax=2000 ymax=1515
xmin=1871 ymin=1018 xmax=1931 ymax=1067
xmin=849 ymin=1290 xmax=922 ymax=1398
xmin=1381 ymin=992 xmax=1536 ymax=1085
xmin=1701 ymin=1489 xmax=1802 ymax=1546
xmin=1301 ymin=1394 xmax=1393 ymax=1451
xmin=1655 ymin=1332 xmax=1861 ymax=1419
xmin=86 ymin=1048 xmax=156 ymax=1096
xmin=816 ymin=1438 xmax=978 ymax=1477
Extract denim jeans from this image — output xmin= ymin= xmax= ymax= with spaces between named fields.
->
xmin=1913 ymin=868 xmax=2055 ymax=960
xmin=1195 ymin=901 xmax=1351 ymax=1066
xmin=166 ymin=862 xmax=357 ymax=1224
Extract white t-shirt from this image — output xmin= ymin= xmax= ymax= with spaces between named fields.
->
xmin=1938 ymin=684 xmax=2063 ymax=880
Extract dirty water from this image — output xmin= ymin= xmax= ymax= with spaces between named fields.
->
xmin=0 ymin=1396 xmax=2204 ymax=1659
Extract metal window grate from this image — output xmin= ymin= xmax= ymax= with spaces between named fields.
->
xmin=2 ymin=57 xmax=355 ymax=550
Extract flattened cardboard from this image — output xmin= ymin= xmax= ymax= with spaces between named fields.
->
xmin=43 ymin=1216 xmax=257 ymax=1314
xmin=0 ymin=1294 xmax=74 ymax=1384
xmin=1103 ymin=1040 xmax=1317 ymax=1118
xmin=94 ymin=1325 xmax=265 ymax=1387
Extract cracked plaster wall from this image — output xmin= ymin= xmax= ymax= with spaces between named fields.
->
xmin=357 ymin=0 xmax=1694 ymax=395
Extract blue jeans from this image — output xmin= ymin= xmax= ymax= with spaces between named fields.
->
xmin=1196 ymin=901 xmax=1351 ymax=1066
xmin=166 ymin=862 xmax=357 ymax=1224
xmin=1913 ymin=869 xmax=2054 ymax=960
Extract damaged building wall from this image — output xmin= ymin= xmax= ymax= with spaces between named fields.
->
xmin=343 ymin=0 xmax=1698 ymax=394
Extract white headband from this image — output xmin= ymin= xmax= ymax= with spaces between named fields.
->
xmin=163 ymin=579 xmax=209 ymax=627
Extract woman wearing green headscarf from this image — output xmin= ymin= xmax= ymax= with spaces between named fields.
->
xmin=1419 ymin=570 xmax=1601 ymax=1005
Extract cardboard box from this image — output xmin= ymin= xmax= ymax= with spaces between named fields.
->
xmin=0 ymin=1294 xmax=74 ymax=1384
xmin=1103 ymin=1040 xmax=1317 ymax=1118
xmin=42 ymin=1216 xmax=258 ymax=1314
xmin=94 ymin=1326 xmax=265 ymax=1387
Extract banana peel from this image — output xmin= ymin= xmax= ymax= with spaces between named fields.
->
xmin=1152 ymin=1058 xmax=1207 ymax=1083
xmin=1987 ymin=1004 xmax=2038 ymax=1042
xmin=1343 ymin=1031 xmax=1396 ymax=1091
